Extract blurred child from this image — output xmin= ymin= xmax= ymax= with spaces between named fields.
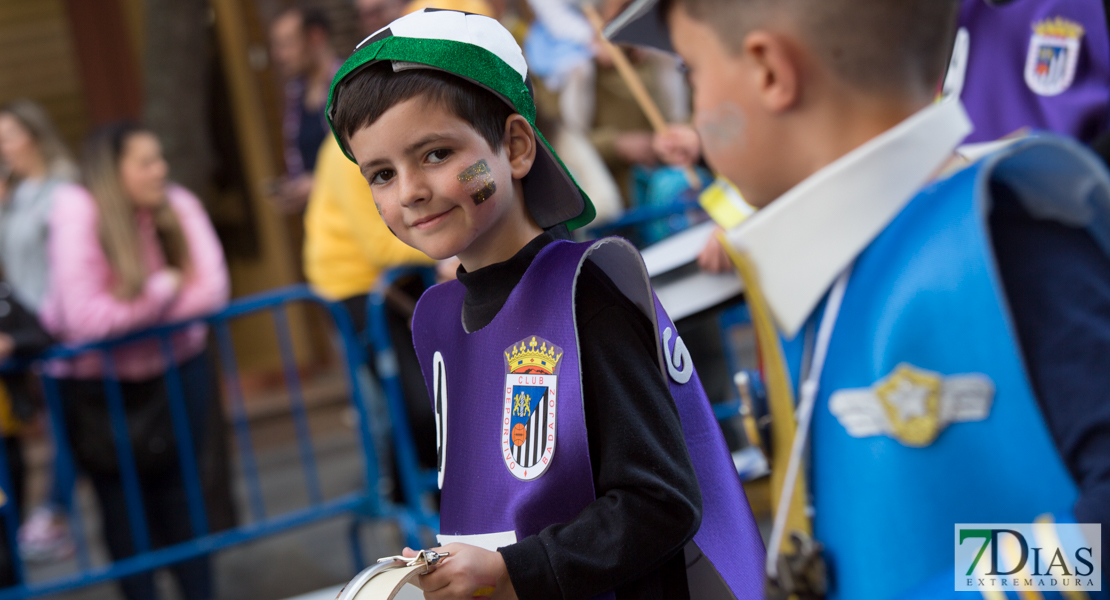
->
xmin=609 ymin=0 xmax=1110 ymax=597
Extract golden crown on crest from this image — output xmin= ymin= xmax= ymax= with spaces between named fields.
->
xmin=506 ymin=336 xmax=562 ymax=375
xmin=1034 ymin=17 xmax=1085 ymax=39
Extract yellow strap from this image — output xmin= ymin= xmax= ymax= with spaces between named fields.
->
xmin=699 ymin=178 xmax=753 ymax=229
xmin=722 ymin=234 xmax=812 ymax=550
xmin=1034 ymin=515 xmax=1091 ymax=600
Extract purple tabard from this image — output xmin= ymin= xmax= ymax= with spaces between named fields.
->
xmin=958 ymin=0 xmax=1110 ymax=143
xmin=652 ymin=294 xmax=765 ymax=600
xmin=412 ymin=244 xmax=595 ymax=543
xmin=412 ymin=238 xmax=765 ymax=599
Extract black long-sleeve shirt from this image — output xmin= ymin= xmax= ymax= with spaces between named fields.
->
xmin=455 ymin=232 xmax=702 ymax=600
xmin=990 ymin=180 xmax=1110 ymax=563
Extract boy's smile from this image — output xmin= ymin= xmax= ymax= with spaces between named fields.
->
xmin=348 ymin=95 xmax=541 ymax=270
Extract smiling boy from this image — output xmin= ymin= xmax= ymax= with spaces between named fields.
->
xmin=607 ymin=0 xmax=1110 ymax=598
xmin=325 ymin=9 xmax=765 ymax=600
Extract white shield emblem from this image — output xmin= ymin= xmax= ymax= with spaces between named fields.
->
xmin=502 ymin=337 xmax=562 ymax=481
xmin=1025 ymin=17 xmax=1085 ymax=97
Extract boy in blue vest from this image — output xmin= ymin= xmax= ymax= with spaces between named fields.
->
xmin=324 ymin=9 xmax=766 ymax=600
xmin=608 ymin=0 xmax=1110 ymax=598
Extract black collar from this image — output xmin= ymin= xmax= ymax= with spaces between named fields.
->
xmin=455 ymin=232 xmax=555 ymax=332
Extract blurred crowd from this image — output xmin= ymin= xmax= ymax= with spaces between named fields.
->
xmin=0 ymin=101 xmax=234 ymax=600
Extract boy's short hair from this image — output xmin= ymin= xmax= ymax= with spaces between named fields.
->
xmin=331 ymin=61 xmax=515 ymax=156
xmin=662 ymin=0 xmax=959 ymax=94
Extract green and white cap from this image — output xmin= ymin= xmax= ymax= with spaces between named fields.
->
xmin=326 ymin=8 xmax=595 ymax=230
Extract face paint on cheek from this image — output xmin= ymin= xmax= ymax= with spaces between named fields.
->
xmin=456 ymin=159 xmax=497 ymax=205
xmin=696 ymin=102 xmax=747 ymax=155
xmin=374 ymin=202 xmax=398 ymax=238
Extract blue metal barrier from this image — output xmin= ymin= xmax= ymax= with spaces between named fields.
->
xmin=588 ymin=197 xmax=704 ymax=240
xmin=0 ymin=285 xmax=425 ymax=599
xmin=714 ymin=301 xmax=753 ymax=424
xmin=362 ymin=268 xmax=440 ymax=536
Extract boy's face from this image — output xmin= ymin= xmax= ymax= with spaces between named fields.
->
xmin=669 ymin=5 xmax=791 ymax=208
xmin=348 ymin=96 xmax=522 ymax=261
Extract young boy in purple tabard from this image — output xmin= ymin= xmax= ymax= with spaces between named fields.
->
xmin=325 ymin=9 xmax=765 ymax=600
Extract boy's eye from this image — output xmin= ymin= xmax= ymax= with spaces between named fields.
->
xmin=426 ymin=149 xmax=452 ymax=164
xmin=370 ymin=169 xmax=395 ymax=185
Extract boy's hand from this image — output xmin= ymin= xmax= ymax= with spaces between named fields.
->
xmin=653 ymin=124 xmax=702 ymax=167
xmin=402 ymin=544 xmax=517 ymax=600
xmin=268 ymin=174 xmax=313 ymax=213
xmin=697 ymin=229 xmax=734 ymax=274
xmin=615 ymin=132 xmax=659 ymax=167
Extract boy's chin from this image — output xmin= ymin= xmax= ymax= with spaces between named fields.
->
xmin=406 ymin=237 xmax=467 ymax=262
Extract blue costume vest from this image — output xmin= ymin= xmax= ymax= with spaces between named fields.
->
xmin=412 ymin=238 xmax=766 ymax=599
xmin=776 ymin=135 xmax=1110 ymax=599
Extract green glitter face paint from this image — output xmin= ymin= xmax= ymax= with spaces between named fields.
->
xmin=457 ymin=159 xmax=497 ymax=205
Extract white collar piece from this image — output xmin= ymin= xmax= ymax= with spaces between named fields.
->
xmin=725 ymin=100 xmax=974 ymax=338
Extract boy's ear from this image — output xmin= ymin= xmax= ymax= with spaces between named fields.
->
xmin=743 ymin=30 xmax=801 ymax=113
xmin=504 ymin=114 xmax=537 ymax=180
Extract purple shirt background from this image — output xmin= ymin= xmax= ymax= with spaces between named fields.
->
xmin=959 ymin=0 xmax=1110 ymax=143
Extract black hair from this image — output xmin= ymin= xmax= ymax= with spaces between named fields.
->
xmin=277 ymin=4 xmax=332 ymax=36
xmin=332 ymin=61 xmax=515 ymax=156
xmin=84 ymin=120 xmax=147 ymax=167
xmin=660 ymin=0 xmax=960 ymax=95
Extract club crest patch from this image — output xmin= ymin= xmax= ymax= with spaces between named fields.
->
xmin=1025 ymin=17 xmax=1085 ymax=97
xmin=829 ymin=363 xmax=994 ymax=447
xmin=502 ymin=336 xmax=561 ymax=481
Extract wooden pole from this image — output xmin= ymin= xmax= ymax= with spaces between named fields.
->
xmin=211 ymin=0 xmax=317 ymax=372
xmin=582 ymin=4 xmax=703 ymax=191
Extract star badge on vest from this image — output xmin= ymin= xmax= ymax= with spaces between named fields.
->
xmin=829 ymin=363 xmax=994 ymax=447
xmin=1025 ymin=17 xmax=1085 ymax=97
xmin=502 ymin=336 xmax=562 ymax=480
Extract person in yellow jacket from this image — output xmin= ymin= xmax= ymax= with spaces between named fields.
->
xmin=402 ymin=0 xmax=494 ymax=17
xmin=304 ymin=137 xmax=440 ymax=494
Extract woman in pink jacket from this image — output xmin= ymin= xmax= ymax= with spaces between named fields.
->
xmin=41 ymin=123 xmax=233 ymax=600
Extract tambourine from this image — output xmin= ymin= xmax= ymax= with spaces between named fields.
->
xmin=335 ymin=550 xmax=447 ymax=600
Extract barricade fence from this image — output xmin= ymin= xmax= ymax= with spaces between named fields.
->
xmin=0 ymin=271 xmax=758 ymax=598
xmin=0 ymin=285 xmax=433 ymax=599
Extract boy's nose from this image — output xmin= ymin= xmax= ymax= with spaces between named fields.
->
xmin=397 ymin=169 xmax=432 ymax=207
